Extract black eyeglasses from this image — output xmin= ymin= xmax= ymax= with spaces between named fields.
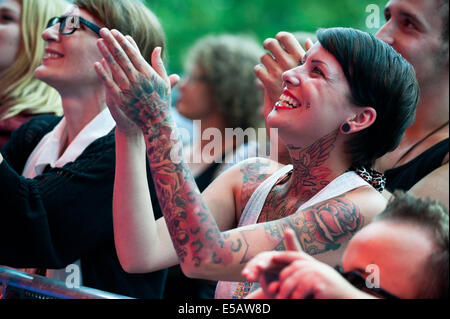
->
xmin=335 ymin=266 xmax=400 ymax=299
xmin=46 ymin=15 xmax=101 ymax=36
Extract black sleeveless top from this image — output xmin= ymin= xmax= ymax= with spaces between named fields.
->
xmin=385 ymin=138 xmax=449 ymax=192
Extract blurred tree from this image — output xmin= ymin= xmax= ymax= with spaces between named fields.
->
xmin=146 ymin=0 xmax=386 ymax=74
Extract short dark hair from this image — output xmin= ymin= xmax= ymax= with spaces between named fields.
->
xmin=374 ymin=191 xmax=449 ymax=299
xmin=317 ymin=28 xmax=419 ymax=168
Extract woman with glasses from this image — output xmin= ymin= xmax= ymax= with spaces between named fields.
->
xmin=100 ymin=27 xmax=419 ymax=299
xmin=243 ymin=192 xmax=449 ymax=299
xmin=0 ymin=0 xmax=167 ymax=298
xmin=0 ymin=0 xmax=66 ymax=149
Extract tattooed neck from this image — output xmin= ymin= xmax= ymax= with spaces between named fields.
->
xmin=285 ymin=130 xmax=340 ymax=198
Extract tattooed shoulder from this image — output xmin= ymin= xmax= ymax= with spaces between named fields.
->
xmin=237 ymin=158 xmax=284 ymax=216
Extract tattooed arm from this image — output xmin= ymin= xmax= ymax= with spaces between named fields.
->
xmin=95 ymin=29 xmax=381 ymax=280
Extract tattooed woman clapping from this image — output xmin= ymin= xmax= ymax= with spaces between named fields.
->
xmin=95 ymin=27 xmax=418 ymax=299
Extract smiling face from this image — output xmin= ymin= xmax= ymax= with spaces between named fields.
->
xmin=34 ymin=6 xmax=104 ymax=93
xmin=342 ymin=220 xmax=434 ymax=299
xmin=267 ymin=43 xmax=358 ymax=147
xmin=376 ymin=0 xmax=448 ymax=90
xmin=0 ymin=0 xmax=21 ymax=74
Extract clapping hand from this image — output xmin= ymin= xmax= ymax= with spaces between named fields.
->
xmin=94 ymin=28 xmax=179 ymax=135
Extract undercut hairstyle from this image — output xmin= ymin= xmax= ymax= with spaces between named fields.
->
xmin=0 ymin=0 xmax=66 ymax=121
xmin=73 ymin=0 xmax=165 ymax=63
xmin=317 ymin=28 xmax=419 ymax=168
xmin=374 ymin=191 xmax=449 ymax=299
xmin=184 ymin=34 xmax=264 ymax=129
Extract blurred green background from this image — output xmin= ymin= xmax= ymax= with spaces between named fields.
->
xmin=145 ymin=0 xmax=387 ymax=74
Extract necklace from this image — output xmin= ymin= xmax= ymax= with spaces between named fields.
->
xmin=393 ymin=121 xmax=449 ymax=168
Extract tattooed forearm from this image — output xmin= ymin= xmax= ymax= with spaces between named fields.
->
xmin=287 ymin=196 xmax=363 ymax=255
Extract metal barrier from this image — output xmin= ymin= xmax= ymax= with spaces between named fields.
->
xmin=0 ymin=266 xmax=132 ymax=299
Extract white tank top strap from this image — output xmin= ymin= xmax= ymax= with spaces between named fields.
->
xmin=237 ymin=164 xmax=293 ymax=227
xmin=297 ymin=171 xmax=371 ymax=211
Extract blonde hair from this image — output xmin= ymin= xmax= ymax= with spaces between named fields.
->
xmin=73 ymin=0 xmax=166 ymax=63
xmin=0 ymin=0 xmax=67 ymax=121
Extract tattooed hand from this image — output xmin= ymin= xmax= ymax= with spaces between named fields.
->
xmin=94 ymin=28 xmax=178 ymax=134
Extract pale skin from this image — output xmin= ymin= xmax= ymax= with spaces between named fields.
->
xmin=95 ymin=28 xmax=386 ymax=282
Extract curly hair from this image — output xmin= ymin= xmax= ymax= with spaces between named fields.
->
xmin=184 ymin=34 xmax=264 ymax=129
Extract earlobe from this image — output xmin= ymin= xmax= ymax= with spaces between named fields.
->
xmin=343 ymin=107 xmax=377 ymax=134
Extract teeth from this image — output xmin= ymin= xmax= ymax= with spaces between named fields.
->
xmin=44 ymin=53 xmax=62 ymax=59
xmin=276 ymin=93 xmax=301 ymax=109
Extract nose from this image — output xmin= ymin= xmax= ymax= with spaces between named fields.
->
xmin=42 ymin=23 xmax=60 ymax=42
xmin=282 ymin=67 xmax=301 ymax=87
xmin=376 ymin=21 xmax=395 ymax=46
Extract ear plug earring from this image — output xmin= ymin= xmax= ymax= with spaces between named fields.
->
xmin=341 ymin=123 xmax=351 ymax=133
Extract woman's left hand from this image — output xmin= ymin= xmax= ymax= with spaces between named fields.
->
xmin=94 ymin=28 xmax=178 ymax=132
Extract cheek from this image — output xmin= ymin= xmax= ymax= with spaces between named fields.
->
xmin=0 ymin=27 xmax=21 ymax=63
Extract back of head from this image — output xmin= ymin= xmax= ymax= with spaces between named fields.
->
xmin=73 ymin=0 xmax=165 ymax=63
xmin=0 ymin=0 xmax=67 ymax=120
xmin=374 ymin=191 xmax=449 ymax=299
xmin=184 ymin=34 xmax=264 ymax=129
xmin=317 ymin=27 xmax=419 ymax=168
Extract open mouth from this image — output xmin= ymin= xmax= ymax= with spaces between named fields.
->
xmin=275 ymin=90 xmax=302 ymax=110
xmin=43 ymin=49 xmax=64 ymax=60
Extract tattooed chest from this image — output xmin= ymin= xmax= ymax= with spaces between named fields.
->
xmin=258 ymin=195 xmax=303 ymax=223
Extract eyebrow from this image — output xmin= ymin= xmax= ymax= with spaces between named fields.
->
xmin=311 ymin=59 xmax=330 ymax=71
xmin=384 ymin=7 xmax=426 ymax=30
xmin=0 ymin=7 xmax=20 ymax=16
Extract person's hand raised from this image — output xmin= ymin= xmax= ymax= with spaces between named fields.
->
xmin=94 ymin=28 xmax=180 ymax=135
xmin=255 ymin=32 xmax=313 ymax=112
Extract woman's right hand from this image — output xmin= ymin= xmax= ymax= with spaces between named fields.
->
xmin=255 ymin=32 xmax=312 ymax=108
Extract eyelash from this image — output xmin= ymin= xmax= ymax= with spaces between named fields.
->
xmin=312 ymin=66 xmax=324 ymax=76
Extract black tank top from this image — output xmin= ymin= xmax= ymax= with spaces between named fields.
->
xmin=385 ymin=138 xmax=449 ymax=192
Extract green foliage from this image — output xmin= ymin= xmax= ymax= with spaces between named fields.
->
xmin=146 ymin=0 xmax=387 ymax=74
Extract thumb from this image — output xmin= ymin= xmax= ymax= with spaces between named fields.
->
xmin=169 ymin=74 xmax=181 ymax=89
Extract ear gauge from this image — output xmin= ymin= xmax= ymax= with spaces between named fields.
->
xmin=340 ymin=123 xmax=351 ymax=134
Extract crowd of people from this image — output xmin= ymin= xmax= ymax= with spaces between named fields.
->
xmin=0 ymin=0 xmax=448 ymax=300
